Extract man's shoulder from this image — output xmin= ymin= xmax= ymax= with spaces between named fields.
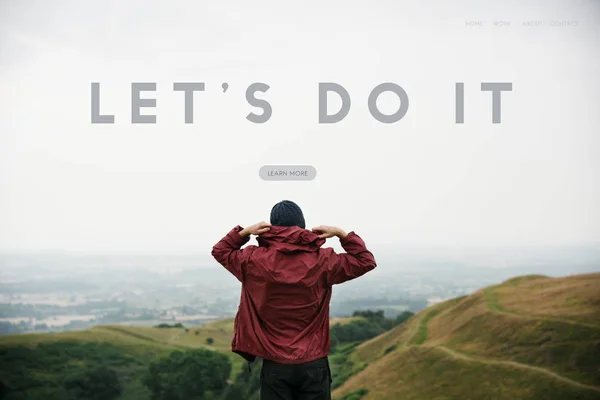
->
xmin=317 ymin=246 xmax=337 ymax=260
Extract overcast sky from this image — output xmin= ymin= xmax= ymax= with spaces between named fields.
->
xmin=0 ymin=0 xmax=599 ymax=254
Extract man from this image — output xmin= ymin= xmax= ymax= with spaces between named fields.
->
xmin=211 ymin=200 xmax=377 ymax=399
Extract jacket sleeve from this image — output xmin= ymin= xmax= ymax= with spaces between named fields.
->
xmin=324 ymin=231 xmax=377 ymax=285
xmin=211 ymin=225 xmax=256 ymax=282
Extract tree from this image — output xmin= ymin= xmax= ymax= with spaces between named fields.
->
xmin=394 ymin=311 xmax=414 ymax=326
xmin=143 ymin=348 xmax=231 ymax=400
xmin=154 ymin=323 xmax=185 ymax=329
xmin=206 ymin=337 xmax=214 ymax=345
xmin=352 ymin=310 xmax=384 ymax=320
xmin=330 ymin=332 xmax=340 ymax=348
xmin=64 ymin=365 xmax=121 ymax=400
xmin=330 ymin=310 xmax=414 ymax=346
xmin=221 ymin=385 xmax=246 ymax=400
xmin=223 ymin=358 xmax=263 ymax=399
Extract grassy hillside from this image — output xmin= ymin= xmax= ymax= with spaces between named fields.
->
xmin=3 ymin=273 xmax=599 ymax=400
xmin=333 ymin=273 xmax=600 ymax=400
xmin=0 ymin=319 xmax=243 ymax=399
xmin=0 ymin=315 xmax=372 ymax=399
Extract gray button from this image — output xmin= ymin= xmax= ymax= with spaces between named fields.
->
xmin=259 ymin=165 xmax=317 ymax=181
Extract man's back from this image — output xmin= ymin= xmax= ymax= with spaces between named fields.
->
xmin=211 ymin=224 xmax=376 ymax=364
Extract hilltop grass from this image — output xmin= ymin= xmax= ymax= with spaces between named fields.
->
xmin=443 ymin=312 xmax=600 ymax=386
xmin=333 ymin=346 xmax=600 ymax=400
xmin=428 ymin=281 xmax=600 ymax=387
xmin=411 ymin=295 xmax=468 ymax=346
xmin=493 ymin=273 xmax=600 ymax=325
xmin=483 ymin=286 xmax=503 ymax=312
xmin=502 ymin=274 xmax=549 ymax=286
xmin=411 ymin=309 xmax=440 ymax=345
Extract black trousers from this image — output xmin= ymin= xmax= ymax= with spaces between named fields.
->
xmin=260 ymin=356 xmax=332 ymax=400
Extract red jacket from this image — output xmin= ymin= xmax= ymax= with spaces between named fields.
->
xmin=211 ymin=225 xmax=377 ymax=364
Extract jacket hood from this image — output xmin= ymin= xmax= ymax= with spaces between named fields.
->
xmin=257 ymin=225 xmax=326 ymax=253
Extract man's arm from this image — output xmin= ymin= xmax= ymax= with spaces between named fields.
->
xmin=210 ymin=222 xmax=270 ymax=282
xmin=211 ymin=226 xmax=252 ymax=282
xmin=312 ymin=226 xmax=377 ymax=285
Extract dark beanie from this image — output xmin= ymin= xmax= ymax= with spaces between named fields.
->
xmin=270 ymin=200 xmax=306 ymax=229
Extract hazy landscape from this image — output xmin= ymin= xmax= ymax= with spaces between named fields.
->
xmin=2 ymin=245 xmax=599 ymax=336
xmin=0 ymin=254 xmax=598 ymax=399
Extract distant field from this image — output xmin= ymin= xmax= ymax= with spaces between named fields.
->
xmin=333 ymin=273 xmax=600 ymax=400
xmin=330 ymin=316 xmax=365 ymax=326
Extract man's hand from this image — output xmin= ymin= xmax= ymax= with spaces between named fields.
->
xmin=239 ymin=221 xmax=271 ymax=238
xmin=311 ymin=225 xmax=347 ymax=239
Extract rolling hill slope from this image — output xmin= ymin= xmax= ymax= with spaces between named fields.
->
xmin=0 ymin=318 xmax=245 ymax=399
xmin=2 ymin=274 xmax=598 ymax=399
xmin=0 ymin=314 xmax=368 ymax=399
xmin=333 ymin=273 xmax=600 ymax=400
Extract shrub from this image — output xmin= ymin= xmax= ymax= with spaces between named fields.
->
xmin=343 ymin=388 xmax=368 ymax=400
xmin=143 ymin=348 xmax=231 ymax=399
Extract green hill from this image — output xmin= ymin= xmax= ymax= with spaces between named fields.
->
xmin=0 ymin=319 xmax=243 ymax=399
xmin=333 ymin=273 xmax=600 ymax=400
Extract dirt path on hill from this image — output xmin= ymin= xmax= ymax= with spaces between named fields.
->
xmin=403 ymin=312 xmax=424 ymax=346
xmin=341 ymin=289 xmax=600 ymax=398
xmin=434 ymin=345 xmax=600 ymax=393
xmin=403 ymin=301 xmax=600 ymax=393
